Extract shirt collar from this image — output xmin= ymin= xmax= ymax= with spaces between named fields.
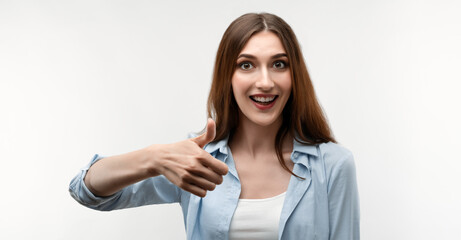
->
xmin=204 ymin=134 xmax=318 ymax=157
xmin=292 ymin=138 xmax=318 ymax=157
xmin=203 ymin=135 xmax=229 ymax=156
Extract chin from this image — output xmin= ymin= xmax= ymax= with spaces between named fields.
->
xmin=245 ymin=114 xmax=282 ymax=128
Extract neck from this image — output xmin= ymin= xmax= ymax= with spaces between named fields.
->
xmin=230 ymin=114 xmax=287 ymax=158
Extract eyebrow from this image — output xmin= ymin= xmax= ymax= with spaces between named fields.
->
xmin=237 ymin=53 xmax=288 ymax=59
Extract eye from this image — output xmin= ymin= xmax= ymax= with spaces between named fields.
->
xmin=273 ymin=60 xmax=287 ymax=69
xmin=238 ymin=62 xmax=254 ymax=70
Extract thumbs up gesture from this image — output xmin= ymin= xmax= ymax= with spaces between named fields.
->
xmin=152 ymin=119 xmax=229 ymax=197
xmin=191 ymin=118 xmax=218 ymax=148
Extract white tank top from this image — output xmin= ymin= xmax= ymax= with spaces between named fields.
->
xmin=229 ymin=192 xmax=286 ymax=240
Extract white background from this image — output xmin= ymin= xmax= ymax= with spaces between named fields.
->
xmin=1 ymin=0 xmax=460 ymax=239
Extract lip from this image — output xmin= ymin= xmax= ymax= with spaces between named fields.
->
xmin=249 ymin=94 xmax=278 ymax=110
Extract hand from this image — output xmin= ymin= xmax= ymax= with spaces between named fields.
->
xmin=152 ymin=119 xmax=229 ymax=197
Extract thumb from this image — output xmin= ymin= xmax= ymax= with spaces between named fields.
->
xmin=191 ymin=118 xmax=216 ymax=148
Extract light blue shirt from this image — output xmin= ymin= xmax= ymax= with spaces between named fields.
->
xmin=69 ymin=137 xmax=360 ymax=240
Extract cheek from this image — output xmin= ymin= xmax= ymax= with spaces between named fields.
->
xmin=279 ymin=73 xmax=292 ymax=95
xmin=231 ymin=74 xmax=250 ymax=97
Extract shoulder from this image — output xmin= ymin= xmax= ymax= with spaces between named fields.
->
xmin=318 ymin=142 xmax=353 ymax=162
xmin=317 ymin=142 xmax=355 ymax=175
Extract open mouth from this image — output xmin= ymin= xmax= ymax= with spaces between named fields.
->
xmin=249 ymin=95 xmax=278 ymax=105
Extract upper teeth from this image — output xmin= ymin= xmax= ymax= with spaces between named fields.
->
xmin=253 ymin=96 xmax=275 ymax=102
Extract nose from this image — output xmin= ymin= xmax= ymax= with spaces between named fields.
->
xmin=255 ymin=67 xmax=274 ymax=90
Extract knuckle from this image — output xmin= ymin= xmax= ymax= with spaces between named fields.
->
xmin=185 ymin=159 xmax=201 ymax=172
xmin=191 ymin=148 xmax=203 ymax=157
xmin=178 ymin=182 xmax=187 ymax=189
xmin=197 ymin=150 xmax=210 ymax=160
xmin=179 ymin=171 xmax=192 ymax=181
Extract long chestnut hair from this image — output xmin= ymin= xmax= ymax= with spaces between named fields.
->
xmin=207 ymin=13 xmax=336 ymax=177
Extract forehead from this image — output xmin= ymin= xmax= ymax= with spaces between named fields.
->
xmin=239 ymin=31 xmax=286 ymax=56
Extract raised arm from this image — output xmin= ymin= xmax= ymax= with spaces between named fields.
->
xmin=73 ymin=119 xmax=228 ymax=205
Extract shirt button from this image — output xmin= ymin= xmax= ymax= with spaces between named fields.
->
xmin=293 ymin=153 xmax=299 ymax=158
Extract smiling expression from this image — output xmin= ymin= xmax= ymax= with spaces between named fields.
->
xmin=231 ymin=31 xmax=292 ymax=127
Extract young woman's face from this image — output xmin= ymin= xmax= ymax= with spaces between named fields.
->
xmin=231 ymin=31 xmax=292 ymax=127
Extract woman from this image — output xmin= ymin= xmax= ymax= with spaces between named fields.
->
xmin=70 ymin=13 xmax=360 ymax=240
